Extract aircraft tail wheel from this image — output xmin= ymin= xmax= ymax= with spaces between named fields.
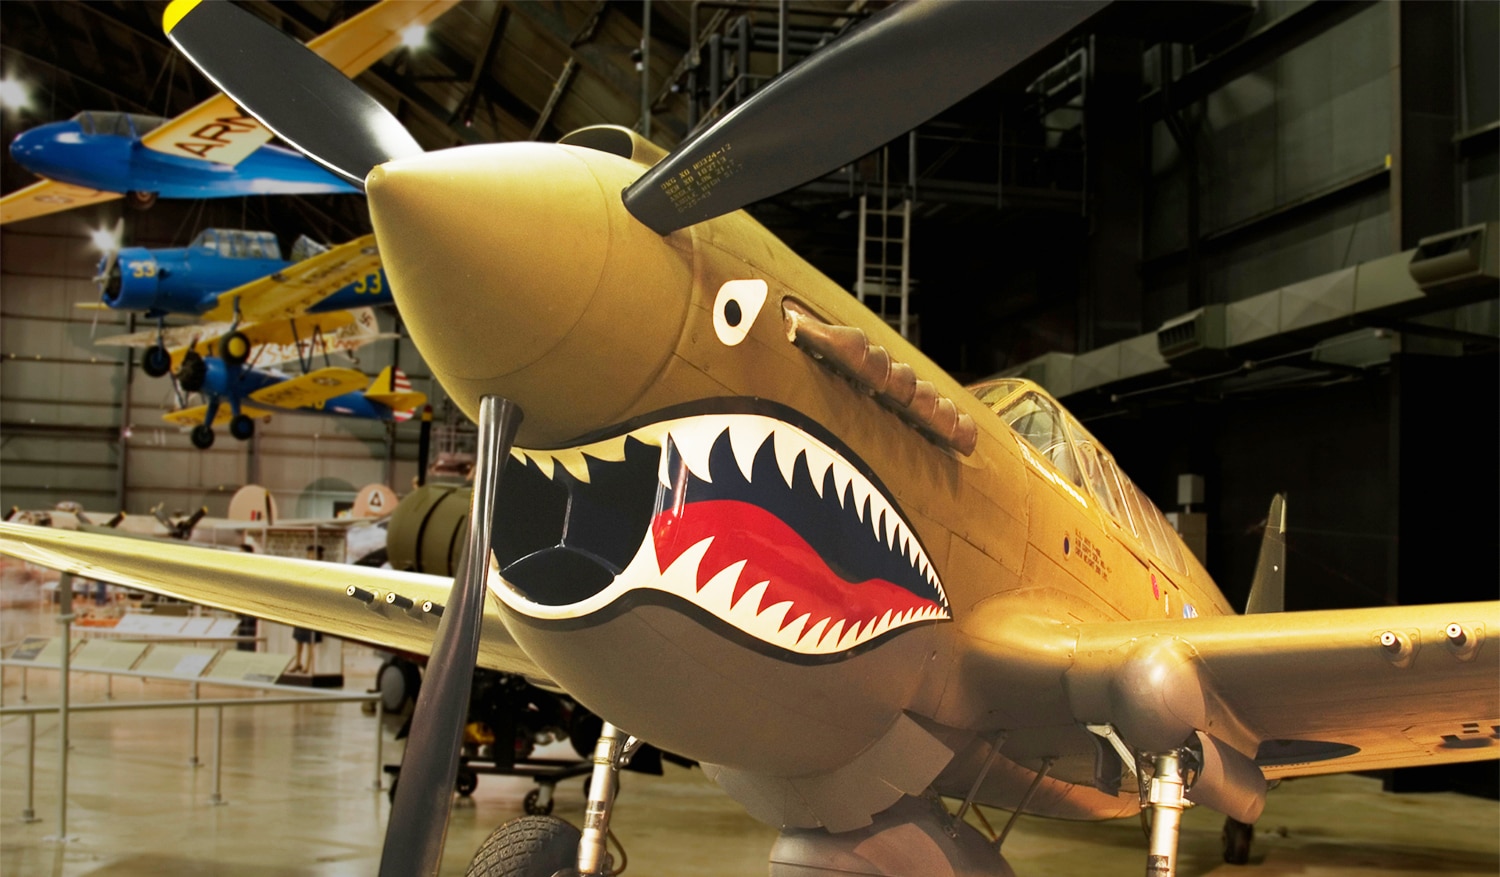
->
xmin=1222 ymin=816 xmax=1253 ymax=865
xmin=229 ymin=414 xmax=255 ymax=441
xmin=178 ymin=352 xmax=207 ymax=392
xmin=190 ymin=424 xmax=215 ymax=450
xmin=522 ymin=786 xmax=554 ymax=816
xmin=142 ymin=345 xmax=172 ymax=377
xmin=220 ymin=331 xmax=251 ymax=367
xmin=126 ymin=190 xmax=158 ymax=211
xmin=465 ymin=815 xmax=581 ymax=877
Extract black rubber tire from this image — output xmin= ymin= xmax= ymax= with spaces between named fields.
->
xmin=465 ymin=815 xmax=580 ymax=877
xmin=177 ymin=352 xmax=207 ymax=392
xmin=142 ymin=345 xmax=171 ymax=378
xmin=377 ymin=657 xmax=422 ymax=713
xmin=522 ymin=788 xmax=553 ymax=816
xmin=190 ymin=424 xmax=215 ymax=450
xmin=1222 ymin=816 xmax=1253 ymax=865
xmin=229 ymin=414 xmax=255 ymax=441
xmin=126 ymin=190 xmax=157 ymax=211
xmin=456 ymin=765 xmax=479 ymax=797
xmin=219 ymin=330 xmax=251 ymax=367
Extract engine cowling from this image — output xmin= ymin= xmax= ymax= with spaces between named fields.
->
xmin=100 ymin=249 xmax=203 ymax=315
xmin=386 ymin=483 xmax=472 ymax=575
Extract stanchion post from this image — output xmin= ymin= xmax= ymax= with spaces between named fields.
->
xmin=209 ymin=705 xmax=227 ymax=806
xmin=49 ymin=572 xmax=75 ymax=843
xmin=22 ymin=713 xmax=39 ymax=823
xmin=372 ymin=697 xmax=385 ymax=792
xmin=189 ymin=682 xmax=201 ymax=766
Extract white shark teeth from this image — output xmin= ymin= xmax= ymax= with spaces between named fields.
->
xmin=727 ymin=418 xmax=775 ymax=484
xmin=516 ymin=435 xmax=629 ymax=484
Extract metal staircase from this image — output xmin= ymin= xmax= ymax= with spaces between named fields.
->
xmin=856 ymin=147 xmax=915 ymax=341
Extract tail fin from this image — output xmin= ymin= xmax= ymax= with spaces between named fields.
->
xmin=364 ymin=367 xmax=426 ymax=420
xmin=1244 ymin=493 xmax=1286 ymax=614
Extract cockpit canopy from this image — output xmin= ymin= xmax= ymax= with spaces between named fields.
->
xmin=189 ymin=228 xmax=282 ymax=261
xmin=969 ymin=378 xmax=1190 ymax=576
xmin=71 ymin=111 xmax=167 ymax=138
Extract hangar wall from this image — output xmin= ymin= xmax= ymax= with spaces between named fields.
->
xmin=1 ymin=201 xmax=437 ymax=520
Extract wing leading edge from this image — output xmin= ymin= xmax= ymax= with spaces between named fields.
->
xmin=0 ymin=522 xmax=547 ymax=683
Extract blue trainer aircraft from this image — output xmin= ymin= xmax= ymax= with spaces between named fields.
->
xmin=0 ymin=0 xmax=455 ymax=225
xmin=92 ymin=227 xmax=393 ymax=381
xmin=162 ymin=362 xmax=425 ymax=450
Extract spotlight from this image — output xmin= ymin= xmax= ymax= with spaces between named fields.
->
xmin=90 ymin=225 xmax=121 ymax=252
xmin=400 ymin=24 xmax=427 ymax=50
xmin=0 ymin=75 xmax=30 ymax=112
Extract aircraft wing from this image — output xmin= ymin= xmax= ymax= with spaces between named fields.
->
xmin=199 ymin=235 xmax=382 ymax=324
xmin=163 ymin=403 xmax=274 ymax=427
xmin=1056 ymin=601 xmax=1500 ymax=778
xmin=142 ymin=0 xmax=458 ymax=166
xmin=0 ymin=180 xmax=122 ymax=225
xmin=95 ymin=308 xmax=389 ymax=370
xmin=247 ymin=366 xmax=370 ymax=409
xmin=0 ymin=522 xmax=547 ymax=681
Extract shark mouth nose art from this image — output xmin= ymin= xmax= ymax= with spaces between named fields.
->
xmin=490 ymin=408 xmax=950 ymax=657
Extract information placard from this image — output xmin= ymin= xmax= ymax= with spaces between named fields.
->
xmin=8 ymin=636 xmax=67 ymax=666
xmin=205 ymin=650 xmax=293 ymax=684
xmin=136 ymin=644 xmax=217 ymax=678
xmin=71 ymin=640 xmax=148 ymax=672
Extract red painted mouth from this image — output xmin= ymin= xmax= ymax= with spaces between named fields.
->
xmin=654 ymin=500 xmax=945 ymax=649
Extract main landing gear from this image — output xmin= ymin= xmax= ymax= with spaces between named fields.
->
xmin=142 ymin=344 xmax=172 ymax=378
xmin=465 ymin=722 xmax=639 ymax=877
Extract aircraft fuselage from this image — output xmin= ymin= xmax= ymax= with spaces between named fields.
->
xmin=368 ymin=137 xmax=1236 ymax=829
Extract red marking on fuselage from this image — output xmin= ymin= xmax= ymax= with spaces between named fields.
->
xmin=652 ymin=500 xmax=942 ymax=644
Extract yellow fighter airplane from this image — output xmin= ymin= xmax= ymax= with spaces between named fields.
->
xmin=2 ymin=2 xmax=1495 ymax=877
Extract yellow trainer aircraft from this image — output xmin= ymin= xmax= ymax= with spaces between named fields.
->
xmin=1 ymin=3 xmax=1494 ymax=877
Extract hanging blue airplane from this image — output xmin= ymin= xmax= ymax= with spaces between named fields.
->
xmin=0 ymin=0 xmax=456 ymax=225
xmin=92 ymin=227 xmax=393 ymax=380
xmin=163 ymin=363 xmax=424 ymax=450
xmin=6 ymin=110 xmax=358 ymax=212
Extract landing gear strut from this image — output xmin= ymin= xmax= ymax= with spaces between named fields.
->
xmin=578 ymin=721 xmax=640 ymax=875
xmin=1145 ymin=751 xmax=1188 ymax=877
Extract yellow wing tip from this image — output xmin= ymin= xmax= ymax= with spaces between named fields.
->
xmin=162 ymin=0 xmax=203 ymax=35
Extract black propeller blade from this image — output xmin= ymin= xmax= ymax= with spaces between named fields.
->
xmin=623 ymin=0 xmax=1111 ymax=235
xmin=163 ymin=0 xmax=422 ymax=187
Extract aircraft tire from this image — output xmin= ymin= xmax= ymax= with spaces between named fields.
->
xmin=220 ymin=331 xmax=251 ymax=368
xmin=190 ymin=425 xmax=215 ymax=450
xmin=142 ymin=346 xmax=171 ymax=378
xmin=229 ymin=415 xmax=255 ymax=441
xmin=1222 ymin=816 xmax=1253 ymax=865
xmin=377 ymin=656 xmax=422 ymax=714
xmin=456 ymin=765 xmax=479 ymax=797
xmin=178 ymin=352 xmax=207 ymax=392
xmin=465 ymin=815 xmax=581 ymax=877
xmin=126 ymin=190 xmax=158 ymax=211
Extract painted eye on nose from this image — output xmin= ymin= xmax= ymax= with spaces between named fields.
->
xmin=713 ymin=279 xmax=768 ymax=346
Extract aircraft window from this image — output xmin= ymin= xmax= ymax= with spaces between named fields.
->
xmin=217 ymin=234 xmax=235 ymax=258
xmin=199 ymin=230 xmax=218 ymax=251
xmin=970 ymin=379 xmax=1025 ymax=411
xmin=999 ymin=394 xmax=1084 ymax=487
xmin=73 ymin=112 xmax=166 ymax=137
xmin=1098 ymin=455 xmax=1138 ymax=538
xmin=1075 ymin=441 xmax=1120 ymax=522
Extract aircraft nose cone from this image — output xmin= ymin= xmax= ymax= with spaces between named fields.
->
xmin=367 ymin=142 xmax=693 ymax=446
xmin=367 ymin=143 xmax=609 ymax=384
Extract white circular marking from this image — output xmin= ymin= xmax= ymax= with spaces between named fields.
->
xmin=712 ymin=279 xmax=768 ymax=347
